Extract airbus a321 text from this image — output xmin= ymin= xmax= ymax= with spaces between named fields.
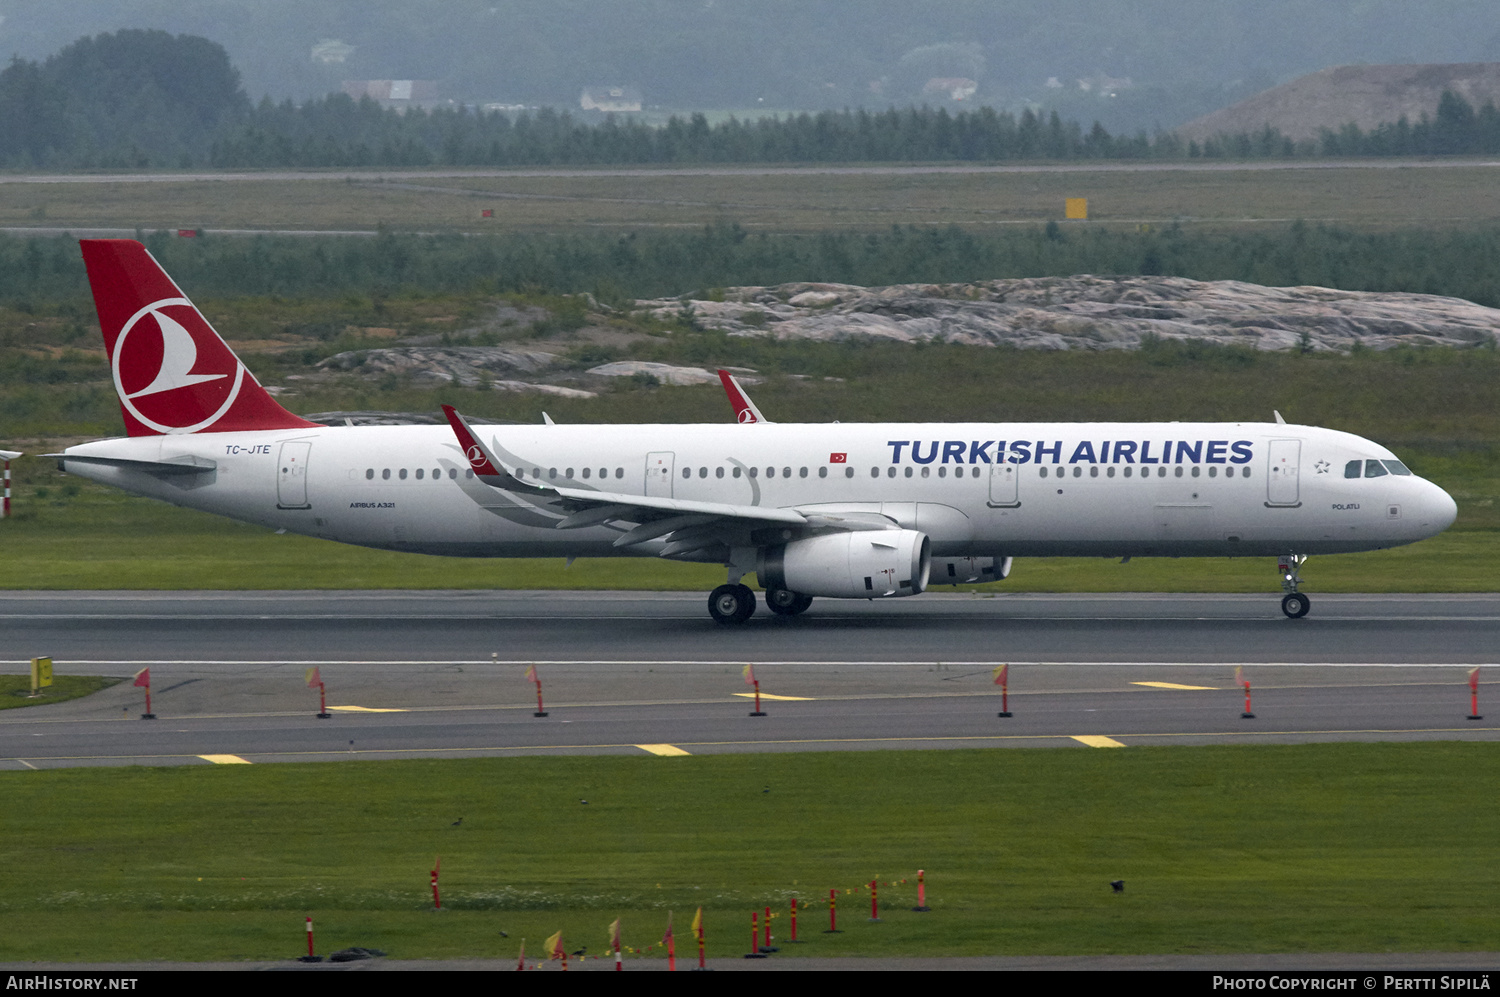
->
xmin=55 ymin=240 xmax=1457 ymax=624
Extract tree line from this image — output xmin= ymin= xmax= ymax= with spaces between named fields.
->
xmin=3 ymin=31 xmax=1500 ymax=169
xmin=5 ymin=223 xmax=1500 ymax=311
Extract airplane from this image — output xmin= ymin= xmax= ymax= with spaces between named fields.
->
xmin=55 ymin=239 xmax=1458 ymax=624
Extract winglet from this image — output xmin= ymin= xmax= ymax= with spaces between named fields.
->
xmin=717 ymin=369 xmax=770 ymax=424
xmin=441 ymin=405 xmax=514 ymax=487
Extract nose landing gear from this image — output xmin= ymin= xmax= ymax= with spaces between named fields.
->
xmin=1279 ymin=554 xmax=1310 ymax=618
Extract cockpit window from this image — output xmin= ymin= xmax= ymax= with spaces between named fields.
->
xmin=1345 ymin=461 xmax=1362 ymax=479
xmin=1364 ymin=459 xmax=1388 ymax=478
xmin=1382 ymin=460 xmax=1412 ymax=476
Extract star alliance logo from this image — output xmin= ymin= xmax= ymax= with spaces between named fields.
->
xmin=1315 ymin=460 xmax=1330 ymax=474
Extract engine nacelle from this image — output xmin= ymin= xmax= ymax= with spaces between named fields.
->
xmin=929 ymin=556 xmax=1013 ymax=585
xmin=760 ymin=529 xmax=931 ymax=599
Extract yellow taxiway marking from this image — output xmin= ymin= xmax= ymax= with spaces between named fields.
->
xmin=1071 ymin=735 xmax=1126 ymax=748
xmin=198 ymin=754 xmax=251 ymax=764
xmin=636 ymin=744 xmax=692 ymax=756
xmin=1132 ymin=681 xmax=1217 ymax=691
xmin=732 ymin=692 xmax=814 ymax=701
xmin=328 ymin=705 xmax=409 ymax=713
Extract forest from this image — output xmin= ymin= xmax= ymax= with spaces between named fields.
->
xmin=3 ymin=30 xmax=1500 ymax=169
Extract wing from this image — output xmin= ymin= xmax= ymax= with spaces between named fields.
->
xmin=441 ymin=405 xmax=879 ymax=560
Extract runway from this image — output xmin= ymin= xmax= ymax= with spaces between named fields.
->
xmin=2 ymin=591 xmax=1495 ymax=769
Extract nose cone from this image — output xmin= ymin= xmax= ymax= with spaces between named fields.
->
xmin=1417 ymin=480 xmax=1458 ymax=536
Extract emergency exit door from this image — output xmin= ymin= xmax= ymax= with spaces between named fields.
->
xmin=277 ymin=441 xmax=312 ymax=509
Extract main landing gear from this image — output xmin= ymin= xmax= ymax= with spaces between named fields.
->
xmin=707 ymin=584 xmax=814 ymax=624
xmin=708 ymin=583 xmax=757 ymax=624
xmin=765 ymin=587 xmax=813 ymax=617
xmin=1279 ymin=554 xmax=1311 ymax=619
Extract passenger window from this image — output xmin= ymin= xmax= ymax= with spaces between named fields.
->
xmin=1073 ymin=467 xmax=1082 ymax=478
xmin=888 ymin=467 xmax=897 ymax=478
xmin=681 ymin=467 xmax=690 ymax=479
xmin=1191 ymin=466 xmax=1200 ymax=478
xmin=449 ymin=469 xmax=457 ymax=480
xmin=783 ymin=467 xmax=791 ymax=478
xmin=1158 ymin=467 xmax=1166 ymax=477
xmin=845 ymin=467 xmax=854 ymax=478
xmin=566 ymin=468 xmax=574 ymax=479
xmin=1345 ymin=460 xmax=1362 ymax=478
xmin=1382 ymin=460 xmax=1412 ymax=476
xmin=1208 ymin=466 xmax=1217 ymax=478
xmin=1174 ymin=466 xmax=1183 ymax=478
xmin=1364 ymin=460 xmax=1388 ymax=478
xmin=938 ymin=467 xmax=946 ymax=478
xmin=800 ymin=467 xmax=808 ymax=478
xmin=1039 ymin=467 xmax=1047 ymax=478
xmin=765 ymin=467 xmax=774 ymax=478
xmin=465 ymin=469 xmax=474 ymax=479
xmin=415 ymin=468 xmax=424 ymax=480
xmin=432 ymin=468 xmax=440 ymax=480
xmin=734 ymin=467 xmax=742 ymax=478
xmin=904 ymin=467 xmax=913 ymax=478
xmin=1123 ymin=467 xmax=1132 ymax=478
xmin=749 ymin=467 xmax=758 ymax=478
xmin=1242 ymin=466 xmax=1252 ymax=478
xmin=871 ymin=467 xmax=880 ymax=478
xmin=920 ymin=467 xmax=930 ymax=478
xmin=1225 ymin=467 xmax=1234 ymax=478
xmin=549 ymin=468 xmax=557 ymax=479
xmin=700 ymin=467 xmax=708 ymax=478
xmin=615 ymin=468 xmax=624 ymax=478
xmin=399 ymin=468 xmax=408 ymax=480
xmin=583 ymin=467 xmax=592 ymax=479
xmin=1107 ymin=467 xmax=1115 ymax=478
xmin=1089 ymin=466 xmax=1099 ymax=478
xmin=365 ymin=468 xmax=374 ymax=480
xmin=716 ymin=467 xmax=725 ymax=479
xmin=818 ymin=467 xmax=827 ymax=478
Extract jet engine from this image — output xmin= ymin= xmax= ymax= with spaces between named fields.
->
xmin=929 ymin=555 xmax=1013 ymax=585
xmin=760 ymin=529 xmax=930 ymax=599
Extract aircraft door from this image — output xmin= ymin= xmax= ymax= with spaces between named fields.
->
xmin=1267 ymin=439 xmax=1301 ymax=506
xmin=988 ymin=462 xmax=1019 ymax=508
xmin=645 ymin=451 xmax=674 ymax=498
xmin=276 ymin=441 xmax=312 ymax=509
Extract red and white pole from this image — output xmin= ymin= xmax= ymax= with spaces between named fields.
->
xmin=763 ymin=905 xmax=772 ymax=950
xmin=431 ymin=857 xmax=441 ymax=910
xmin=1468 ymin=667 xmax=1483 ymax=721
xmin=913 ymin=868 xmax=931 ymax=911
xmin=995 ymin=664 xmax=1012 ymax=717
xmin=317 ymin=682 xmax=330 ymax=719
xmin=790 ymin=897 xmax=799 ymax=941
xmin=2 ymin=457 xmax=12 ymax=519
xmin=869 ymin=879 xmax=881 ymax=922
xmin=825 ymin=888 xmax=840 ymax=933
xmin=749 ymin=679 xmax=766 ymax=717
xmin=306 ymin=915 xmax=314 ymax=958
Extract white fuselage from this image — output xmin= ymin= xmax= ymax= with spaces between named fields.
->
xmin=62 ymin=420 xmax=1457 ymax=567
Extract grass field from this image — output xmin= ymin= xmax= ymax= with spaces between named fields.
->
xmin=0 ymin=674 xmax=119 ymax=710
xmin=4 ymin=161 xmax=1500 ymax=233
xmin=0 ymin=744 xmax=1495 ymax=962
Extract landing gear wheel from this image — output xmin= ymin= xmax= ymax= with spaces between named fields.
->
xmin=1281 ymin=593 xmax=1310 ymax=619
xmin=766 ymin=588 xmax=814 ymax=617
xmin=709 ymin=584 xmax=757 ymax=624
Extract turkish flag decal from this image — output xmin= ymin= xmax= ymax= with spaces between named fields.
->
xmin=829 ymin=452 xmax=848 ymax=463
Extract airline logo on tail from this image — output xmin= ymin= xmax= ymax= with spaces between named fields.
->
xmin=80 ymin=240 xmax=317 ymax=436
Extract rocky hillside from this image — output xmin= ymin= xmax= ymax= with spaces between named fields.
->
xmin=295 ymin=276 xmax=1500 ymax=407
xmin=1176 ymin=63 xmax=1500 ymax=142
xmin=645 ymin=276 xmax=1500 ymax=352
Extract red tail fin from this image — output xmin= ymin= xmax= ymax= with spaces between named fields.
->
xmin=80 ymin=239 xmax=318 ymax=436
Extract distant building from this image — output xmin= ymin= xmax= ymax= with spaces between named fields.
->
xmin=923 ymin=77 xmax=978 ymax=101
xmin=1076 ymin=73 xmax=1132 ymax=97
xmin=580 ymin=86 xmax=643 ymax=112
xmin=311 ymin=39 xmax=355 ymax=64
xmin=343 ymin=80 xmax=439 ymax=107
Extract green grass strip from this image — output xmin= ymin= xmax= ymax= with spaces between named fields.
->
xmin=0 ymin=675 xmax=120 ymax=710
xmin=0 ymin=744 xmax=1496 ymax=961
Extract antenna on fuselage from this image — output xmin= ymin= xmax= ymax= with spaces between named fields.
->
xmin=1273 ymin=410 xmax=1287 ymax=425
